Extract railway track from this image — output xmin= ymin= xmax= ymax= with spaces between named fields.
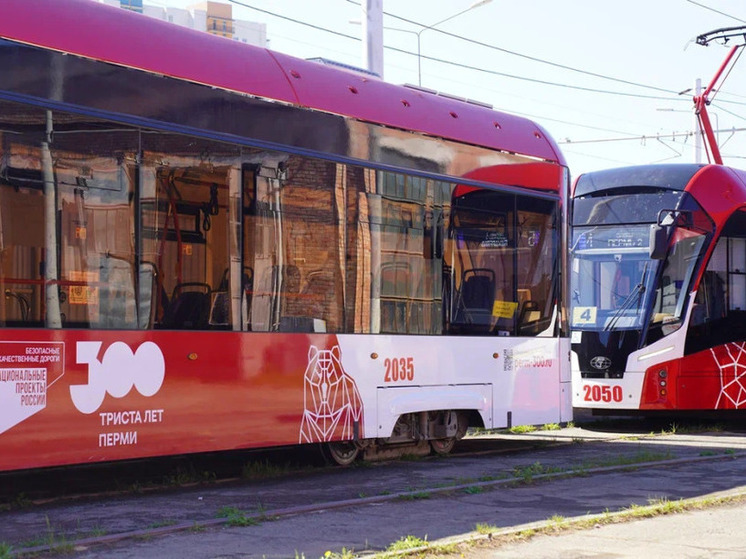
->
xmin=3 ymin=420 xmax=746 ymax=557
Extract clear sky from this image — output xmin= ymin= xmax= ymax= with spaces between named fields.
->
xmin=152 ymin=0 xmax=746 ymax=178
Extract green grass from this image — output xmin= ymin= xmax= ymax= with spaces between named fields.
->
xmin=18 ymin=516 xmax=74 ymax=554
xmin=216 ymin=506 xmax=260 ymax=527
xmin=162 ymin=465 xmax=216 ymax=486
xmin=241 ymin=459 xmax=302 ymax=480
xmin=509 ymin=425 xmax=537 ymax=434
xmin=474 ymin=522 xmax=499 ymax=534
xmin=0 ymin=542 xmax=12 ymax=559
xmin=398 ymin=491 xmax=431 ymax=501
xmin=512 ymin=461 xmax=564 ymax=483
xmin=386 ymin=535 xmax=429 ymax=552
xmin=322 ymin=548 xmax=356 ymax=559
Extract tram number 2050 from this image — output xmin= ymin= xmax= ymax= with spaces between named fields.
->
xmin=384 ymin=357 xmax=415 ymax=382
xmin=583 ymin=384 xmax=623 ymax=403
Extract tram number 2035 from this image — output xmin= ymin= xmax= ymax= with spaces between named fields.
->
xmin=582 ymin=384 xmax=623 ymax=403
xmin=384 ymin=357 xmax=415 ymax=383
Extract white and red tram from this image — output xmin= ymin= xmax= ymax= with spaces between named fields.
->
xmin=0 ymin=0 xmax=570 ymax=470
xmin=570 ymin=163 xmax=746 ymax=413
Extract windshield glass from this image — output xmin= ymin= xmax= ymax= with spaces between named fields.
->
xmin=571 ymin=225 xmax=659 ymax=331
xmin=573 ymin=190 xmax=684 ymax=226
xmin=645 ymin=228 xmax=709 ymax=341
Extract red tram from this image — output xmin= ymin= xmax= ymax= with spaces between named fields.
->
xmin=570 ymin=163 xmax=746 ymax=412
xmin=0 ymin=0 xmax=570 ymax=470
xmin=570 ymin=28 xmax=746 ymax=415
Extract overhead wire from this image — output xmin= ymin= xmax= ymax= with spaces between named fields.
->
xmin=226 ymin=0 xmax=746 ymax=148
xmin=227 ymin=0 xmax=691 ymax=102
xmin=685 ymin=0 xmax=746 ymax=24
xmin=349 ymin=0 xmax=684 ymax=97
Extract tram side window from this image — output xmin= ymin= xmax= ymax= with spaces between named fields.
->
xmin=0 ymin=101 xmax=139 ymax=329
xmin=366 ymin=172 xmax=444 ymax=335
xmin=140 ymin=135 xmax=241 ymax=331
xmin=686 ymin=210 xmax=746 ymax=353
xmin=243 ymin=156 xmax=343 ymax=333
xmin=445 ymin=188 xmax=557 ymax=336
xmin=516 ymin=196 xmax=557 ymax=336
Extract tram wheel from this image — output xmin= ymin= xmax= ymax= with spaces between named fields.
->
xmin=323 ymin=441 xmax=360 ymax=466
xmin=430 ymin=437 xmax=456 ymax=455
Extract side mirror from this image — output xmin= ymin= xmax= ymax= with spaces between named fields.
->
xmin=649 ymin=223 xmax=668 ymax=260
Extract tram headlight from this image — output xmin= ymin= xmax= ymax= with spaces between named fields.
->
xmin=658 ymin=370 xmax=667 ymax=378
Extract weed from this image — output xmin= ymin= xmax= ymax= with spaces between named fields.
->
xmin=475 ymin=522 xmax=498 ymax=534
xmin=20 ymin=516 xmax=75 ymax=554
xmin=565 ymin=421 xmax=575 ymax=429
xmin=323 ymin=548 xmax=355 ymax=559
xmin=0 ymin=542 xmax=12 ymax=559
xmin=398 ymin=491 xmax=431 ymax=501
xmin=241 ymin=459 xmax=293 ymax=480
xmin=148 ymin=519 xmax=177 ymax=529
xmin=699 ymin=450 xmax=717 ymax=456
xmin=725 ymin=449 xmax=736 ymax=455
xmin=189 ymin=523 xmax=207 ymax=533
xmin=584 ymin=450 xmax=674 ymax=469
xmin=386 ymin=535 xmax=428 ymax=552
xmin=163 ymin=465 xmax=216 ymax=486
xmin=217 ymin=506 xmax=259 ymax=527
xmin=541 ymin=423 xmax=561 ymax=431
xmin=463 ymin=486 xmax=485 ymax=495
xmin=11 ymin=493 xmax=32 ymax=510
xmin=512 ymin=461 xmax=562 ymax=483
xmin=547 ymin=514 xmax=568 ymax=530
xmin=509 ymin=425 xmax=537 ymax=434
xmin=87 ymin=526 xmax=107 ymax=538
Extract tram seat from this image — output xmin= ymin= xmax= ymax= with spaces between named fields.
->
xmin=4 ymin=290 xmax=30 ymax=322
xmin=275 ymin=316 xmax=327 ymax=332
xmin=208 ymin=291 xmax=230 ymax=328
xmin=519 ymin=301 xmax=541 ymax=324
xmin=454 ymin=268 xmax=495 ymax=328
xmin=162 ymin=282 xmax=212 ymax=329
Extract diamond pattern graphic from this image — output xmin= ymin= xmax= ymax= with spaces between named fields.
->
xmin=299 ymin=345 xmax=363 ymax=443
xmin=712 ymin=342 xmax=746 ymax=409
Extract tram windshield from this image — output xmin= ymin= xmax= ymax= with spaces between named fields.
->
xmin=571 ymin=225 xmax=659 ymax=331
xmin=571 ymin=190 xmax=712 ymax=336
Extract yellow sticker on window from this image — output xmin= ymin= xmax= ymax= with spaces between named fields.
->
xmin=572 ymin=306 xmax=597 ymax=325
xmin=68 ymin=271 xmax=99 ymax=305
xmin=492 ymin=300 xmax=518 ymax=319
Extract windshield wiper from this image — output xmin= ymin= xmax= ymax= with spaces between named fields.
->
xmin=604 ymin=262 xmax=649 ymax=332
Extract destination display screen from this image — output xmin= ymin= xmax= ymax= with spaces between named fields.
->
xmin=573 ymin=226 xmax=650 ymax=250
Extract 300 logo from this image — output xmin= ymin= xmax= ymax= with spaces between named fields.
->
xmin=70 ymin=341 xmax=165 ymax=414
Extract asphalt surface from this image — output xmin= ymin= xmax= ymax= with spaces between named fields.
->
xmin=3 ymin=423 xmax=746 ymax=558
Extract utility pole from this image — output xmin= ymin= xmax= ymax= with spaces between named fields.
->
xmin=361 ymin=0 xmax=383 ymax=78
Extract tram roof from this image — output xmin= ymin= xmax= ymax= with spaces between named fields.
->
xmin=0 ymin=0 xmax=565 ymax=166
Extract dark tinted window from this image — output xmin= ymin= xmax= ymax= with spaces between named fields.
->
xmin=573 ymin=191 xmax=683 ymax=226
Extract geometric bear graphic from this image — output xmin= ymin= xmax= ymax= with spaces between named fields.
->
xmin=712 ymin=341 xmax=746 ymax=409
xmin=299 ymin=345 xmax=363 ymax=443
